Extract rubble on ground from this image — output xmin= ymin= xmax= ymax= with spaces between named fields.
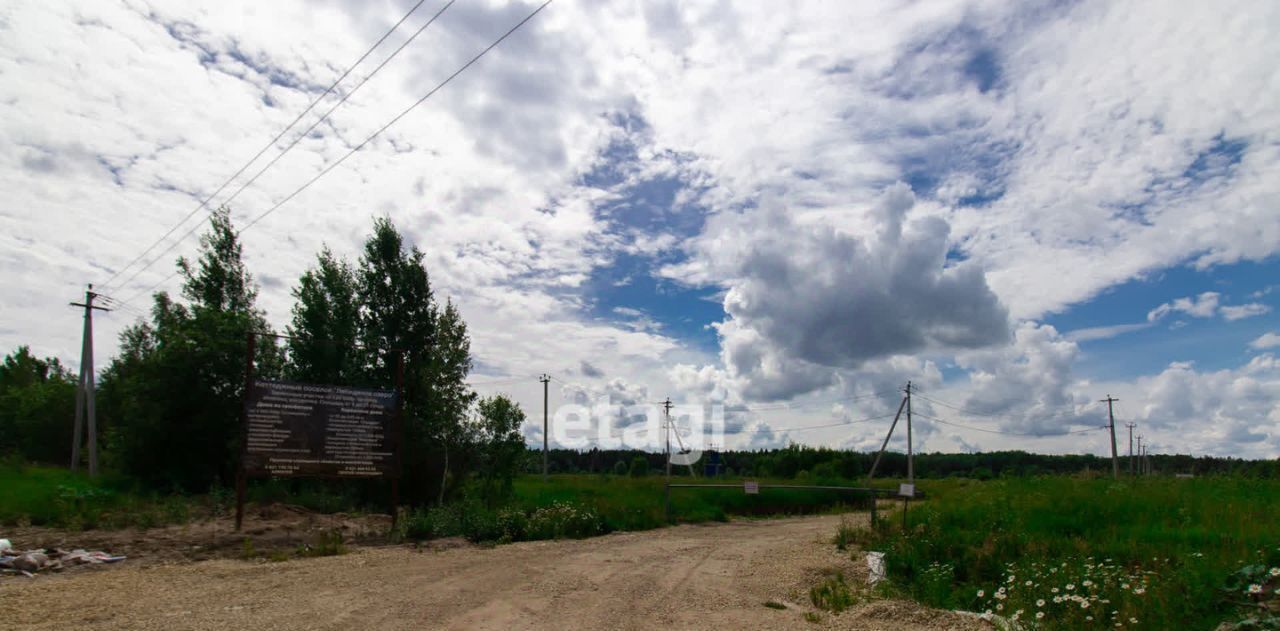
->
xmin=0 ymin=538 xmax=125 ymax=578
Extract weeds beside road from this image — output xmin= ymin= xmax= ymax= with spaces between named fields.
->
xmin=853 ymin=477 xmax=1280 ymax=629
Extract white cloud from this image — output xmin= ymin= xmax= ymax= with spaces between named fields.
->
xmin=1147 ymin=292 xmax=1271 ymax=323
xmin=3 ymin=0 xmax=1280 ymax=458
xmin=1220 ymin=303 xmax=1271 ymax=321
xmin=1064 ymin=322 xmax=1153 ymax=343
xmin=1251 ymin=332 xmax=1280 ymax=350
xmin=1147 ymin=292 xmax=1221 ymax=322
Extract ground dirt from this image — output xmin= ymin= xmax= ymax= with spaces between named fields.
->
xmin=1 ymin=511 xmax=984 ymax=630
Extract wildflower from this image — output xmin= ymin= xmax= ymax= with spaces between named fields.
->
xmin=1081 ymin=601 xmax=1090 ymax=609
xmin=1087 ymin=616 xmax=1093 ymax=621
xmin=997 ymin=604 xmax=1004 ymax=611
xmin=1066 ymin=584 xmax=1076 ymax=591
xmin=1036 ymin=612 xmax=1045 ymax=620
xmin=1082 ymin=580 xmax=1093 ymax=587
xmin=1053 ymin=596 xmax=1063 ymax=604
xmin=1036 ymin=599 xmax=1045 ymax=607
xmin=985 ymin=610 xmax=992 ymax=616
xmin=1051 ymin=587 xmax=1060 ymax=593
xmin=1133 ymin=588 xmax=1145 ymax=595
xmin=1026 ymin=580 xmax=1033 ymax=586
xmin=1271 ymin=568 xmax=1280 ymax=577
xmin=977 ymin=590 xmax=985 ymax=598
xmin=1130 ymin=619 xmax=1138 ymax=624
xmin=1121 ymin=583 xmax=1129 ymax=589
xmin=1248 ymin=584 xmax=1264 ymax=594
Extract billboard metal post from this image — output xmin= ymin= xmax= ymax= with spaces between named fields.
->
xmin=235 ymin=332 xmax=256 ymax=532
xmin=391 ymin=350 xmax=405 ymax=530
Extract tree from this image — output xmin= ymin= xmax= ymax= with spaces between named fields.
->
xmin=0 ymin=346 xmax=76 ymax=464
xmin=286 ymin=248 xmax=360 ymax=384
xmin=354 ymin=218 xmax=473 ymax=504
xmin=629 ymin=456 xmax=649 ymax=477
xmin=473 ymin=394 xmax=526 ymax=504
xmin=100 ymin=207 xmax=281 ymax=489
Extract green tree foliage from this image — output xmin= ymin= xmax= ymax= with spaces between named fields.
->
xmin=286 ymin=248 xmax=360 ymax=384
xmin=343 ymin=218 xmax=474 ymax=504
xmin=100 ymin=207 xmax=282 ymax=490
xmin=629 ymin=456 xmax=649 ymax=477
xmin=0 ymin=346 xmax=76 ymax=464
xmin=473 ymin=394 xmax=527 ymax=504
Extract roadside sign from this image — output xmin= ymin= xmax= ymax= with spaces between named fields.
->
xmin=744 ymin=481 xmax=759 ymax=494
xmin=898 ymin=483 xmax=915 ymax=498
xmin=242 ymin=380 xmax=399 ymax=479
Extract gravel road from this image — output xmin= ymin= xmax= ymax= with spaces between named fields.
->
xmin=1 ymin=513 xmax=983 ymax=630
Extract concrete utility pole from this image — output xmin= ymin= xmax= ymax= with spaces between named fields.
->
xmin=905 ymin=381 xmax=914 ymax=485
xmin=1136 ymin=435 xmax=1143 ymax=476
xmin=70 ymin=284 xmax=109 ymax=477
xmin=1126 ymin=422 xmax=1137 ymax=476
xmin=540 ymin=371 xmax=550 ymax=478
xmin=1101 ymin=395 xmax=1119 ymax=479
xmin=663 ymin=397 xmax=673 ymax=479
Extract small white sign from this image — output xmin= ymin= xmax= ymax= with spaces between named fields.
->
xmin=744 ymin=481 xmax=760 ymax=495
xmin=898 ymin=483 xmax=915 ymax=498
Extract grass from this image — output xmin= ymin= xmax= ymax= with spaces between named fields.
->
xmin=513 ymin=474 xmax=874 ymax=532
xmin=810 ymin=570 xmax=858 ymax=613
xmin=858 ymin=476 xmax=1280 ymax=630
xmin=0 ymin=463 xmax=203 ymax=529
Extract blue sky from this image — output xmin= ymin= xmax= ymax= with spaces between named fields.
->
xmin=2 ymin=0 xmax=1278 ymax=457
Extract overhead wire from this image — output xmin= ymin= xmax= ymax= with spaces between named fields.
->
xmin=110 ymin=0 xmax=553 ymax=312
xmin=913 ymin=412 xmax=1106 ymax=437
xmin=100 ymin=0 xmax=436 ymax=292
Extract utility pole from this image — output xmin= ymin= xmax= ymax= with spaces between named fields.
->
xmin=866 ymin=396 xmax=908 ymax=481
xmin=663 ymin=398 xmax=673 ymax=479
xmin=1101 ymin=395 xmax=1119 ymax=479
xmin=1136 ymin=435 xmax=1143 ymax=476
xmin=905 ymin=381 xmax=914 ymax=485
xmin=539 ymin=374 xmax=550 ymax=481
xmin=70 ymin=284 xmax=109 ymax=477
xmin=1126 ymin=422 xmax=1137 ymax=476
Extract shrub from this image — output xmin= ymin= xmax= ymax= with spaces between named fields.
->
xmin=629 ymin=457 xmax=648 ymax=477
xmin=810 ymin=571 xmax=857 ymax=613
xmin=526 ymin=502 xmax=605 ymax=540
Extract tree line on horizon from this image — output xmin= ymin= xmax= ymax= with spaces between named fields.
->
xmin=0 ymin=208 xmax=524 ymax=506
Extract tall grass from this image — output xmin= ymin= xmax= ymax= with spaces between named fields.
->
xmin=862 ymin=477 xmax=1280 ymax=629
xmin=513 ymin=474 xmax=872 ymax=532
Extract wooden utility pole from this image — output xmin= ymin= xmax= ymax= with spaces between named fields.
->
xmin=1126 ymin=422 xmax=1137 ymax=476
xmin=539 ymin=374 xmax=550 ymax=481
xmin=1136 ymin=435 xmax=1143 ymax=476
xmin=70 ymin=284 xmax=109 ymax=477
xmin=663 ymin=398 xmax=673 ymax=479
xmin=1101 ymin=395 xmax=1119 ymax=479
xmin=905 ymin=381 xmax=914 ymax=484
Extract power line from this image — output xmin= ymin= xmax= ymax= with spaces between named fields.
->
xmin=100 ymin=0 xmax=435 ymax=292
xmin=913 ymin=412 xmax=1105 ymax=437
xmin=235 ymin=0 xmax=555 ymax=235
xmin=913 ymin=392 xmax=1096 ymax=425
xmin=111 ymin=0 xmax=554 ymax=312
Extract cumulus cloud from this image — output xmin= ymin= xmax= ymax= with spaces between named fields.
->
xmin=675 ymin=183 xmax=1008 ymax=401
xmin=1251 ymin=332 xmax=1280 ymax=350
xmin=1147 ymin=292 xmax=1221 ymax=321
xmin=1147 ymin=292 xmax=1271 ymax=323
xmin=1220 ymin=303 xmax=1271 ymax=321
xmin=952 ymin=322 xmax=1097 ymax=434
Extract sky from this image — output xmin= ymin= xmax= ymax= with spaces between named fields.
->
xmin=2 ymin=0 xmax=1278 ymax=459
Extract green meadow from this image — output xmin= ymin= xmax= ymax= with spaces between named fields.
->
xmin=859 ymin=476 xmax=1280 ymax=630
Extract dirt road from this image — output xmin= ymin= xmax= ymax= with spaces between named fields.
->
xmin=1 ymin=513 xmax=982 ymax=630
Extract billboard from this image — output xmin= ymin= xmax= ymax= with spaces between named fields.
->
xmin=242 ymin=380 xmax=399 ymax=478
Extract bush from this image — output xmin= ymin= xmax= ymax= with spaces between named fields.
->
xmin=810 ymin=571 xmax=856 ymax=613
xmin=629 ymin=457 xmax=648 ymax=477
xmin=612 ymin=460 xmax=628 ymax=476
xmin=526 ymin=502 xmax=606 ymax=540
